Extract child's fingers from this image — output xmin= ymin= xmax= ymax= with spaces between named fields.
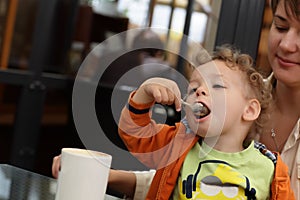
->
xmin=171 ymin=85 xmax=182 ymax=112
xmin=152 ymin=88 xmax=169 ymax=104
xmin=139 ymin=78 xmax=182 ymax=109
xmin=166 ymin=89 xmax=175 ymax=104
xmin=157 ymin=86 xmax=181 ymax=110
xmin=152 ymin=87 xmax=163 ymax=102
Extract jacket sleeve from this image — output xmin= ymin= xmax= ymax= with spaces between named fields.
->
xmin=118 ymin=92 xmax=195 ymax=169
xmin=118 ymin=92 xmax=178 ymax=167
xmin=271 ymin=153 xmax=295 ymax=200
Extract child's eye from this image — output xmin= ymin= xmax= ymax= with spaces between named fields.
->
xmin=213 ymin=84 xmax=226 ymax=89
xmin=188 ymin=88 xmax=197 ymax=95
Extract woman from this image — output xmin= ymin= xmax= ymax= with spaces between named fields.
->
xmin=53 ymin=0 xmax=300 ymax=198
xmin=258 ymin=0 xmax=300 ymax=197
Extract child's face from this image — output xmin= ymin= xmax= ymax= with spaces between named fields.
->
xmin=185 ymin=60 xmax=250 ymax=138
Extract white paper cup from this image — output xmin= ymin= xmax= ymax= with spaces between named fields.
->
xmin=55 ymin=148 xmax=112 ymax=200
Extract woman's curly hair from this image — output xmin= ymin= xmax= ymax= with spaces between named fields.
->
xmin=211 ymin=45 xmax=273 ymax=139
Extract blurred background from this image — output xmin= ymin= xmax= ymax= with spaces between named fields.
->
xmin=0 ymin=0 xmax=272 ymax=177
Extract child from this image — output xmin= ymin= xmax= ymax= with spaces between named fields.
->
xmin=118 ymin=45 xmax=294 ymax=199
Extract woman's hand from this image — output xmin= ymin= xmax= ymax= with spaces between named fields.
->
xmin=52 ymin=154 xmax=61 ymax=178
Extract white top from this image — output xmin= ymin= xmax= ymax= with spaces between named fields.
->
xmin=281 ymin=118 xmax=300 ymax=199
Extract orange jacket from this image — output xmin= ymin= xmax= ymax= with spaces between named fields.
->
xmin=119 ymin=97 xmax=295 ymax=199
xmin=271 ymin=152 xmax=295 ymax=200
xmin=140 ymin=140 xmax=295 ymax=200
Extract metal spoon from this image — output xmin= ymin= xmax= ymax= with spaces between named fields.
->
xmin=181 ymin=99 xmax=204 ymax=113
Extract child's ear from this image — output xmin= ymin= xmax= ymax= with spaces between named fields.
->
xmin=243 ymin=99 xmax=261 ymax=121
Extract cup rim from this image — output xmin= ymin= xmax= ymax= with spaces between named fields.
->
xmin=62 ymin=148 xmax=112 ymax=159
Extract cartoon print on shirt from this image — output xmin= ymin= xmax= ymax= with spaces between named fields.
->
xmin=180 ymin=160 xmax=256 ymax=199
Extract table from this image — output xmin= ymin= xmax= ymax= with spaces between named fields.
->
xmin=0 ymin=164 xmax=122 ymax=200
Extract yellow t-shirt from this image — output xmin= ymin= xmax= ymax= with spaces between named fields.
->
xmin=173 ymin=141 xmax=274 ymax=200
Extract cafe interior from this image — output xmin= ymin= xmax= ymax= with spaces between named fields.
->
xmin=0 ymin=0 xmax=273 ymax=198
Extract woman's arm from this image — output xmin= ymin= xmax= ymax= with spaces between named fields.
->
xmin=108 ymin=169 xmax=136 ymax=198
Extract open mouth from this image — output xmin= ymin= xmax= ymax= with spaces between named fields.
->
xmin=193 ymin=102 xmax=210 ymax=119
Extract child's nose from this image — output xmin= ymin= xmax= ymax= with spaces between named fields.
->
xmin=196 ymin=87 xmax=207 ymax=96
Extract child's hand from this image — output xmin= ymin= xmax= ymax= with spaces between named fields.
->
xmin=132 ymin=78 xmax=182 ymax=111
